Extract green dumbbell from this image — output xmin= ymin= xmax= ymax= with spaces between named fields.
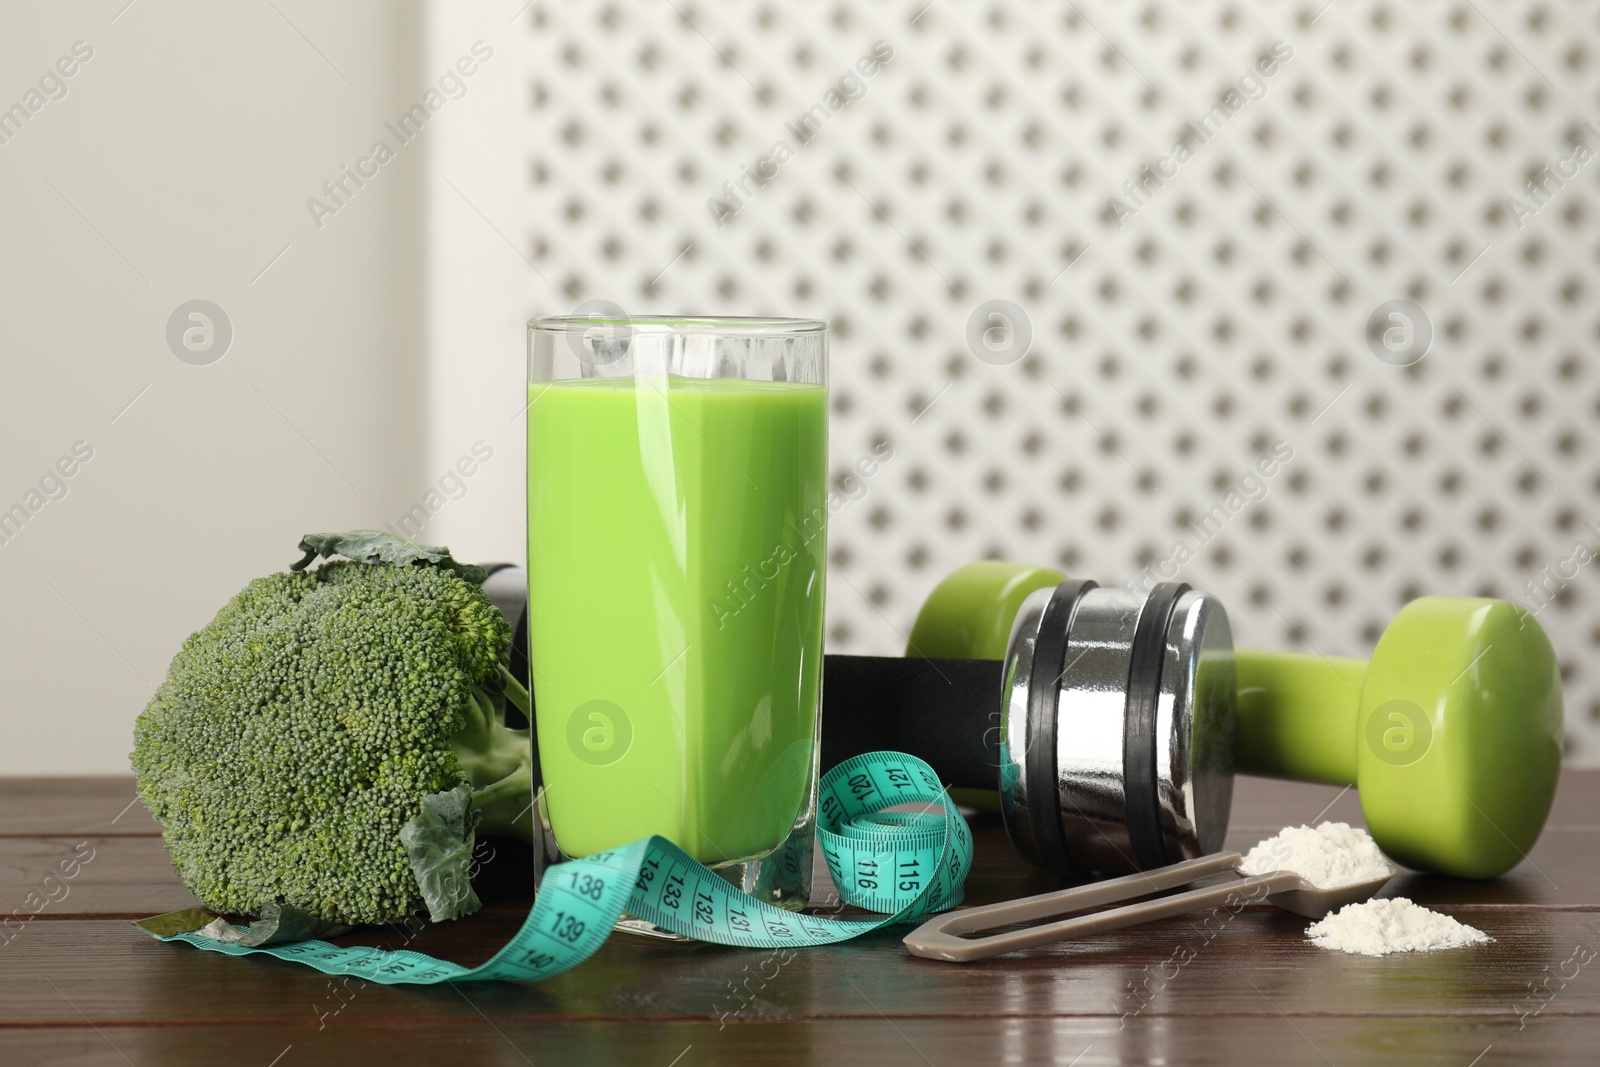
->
xmin=906 ymin=563 xmax=1563 ymax=879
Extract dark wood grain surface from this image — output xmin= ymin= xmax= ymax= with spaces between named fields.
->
xmin=3 ymin=773 xmax=1596 ymax=1065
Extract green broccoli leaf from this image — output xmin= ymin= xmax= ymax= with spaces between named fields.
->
xmin=133 ymin=904 xmax=351 ymax=946
xmin=399 ymin=785 xmax=484 ymax=923
xmin=132 ymin=907 xmax=222 ymax=938
xmin=292 ymin=530 xmax=488 ymax=584
xmin=208 ymin=902 xmax=353 ymax=947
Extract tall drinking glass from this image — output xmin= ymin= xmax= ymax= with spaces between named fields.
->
xmin=526 ymin=316 xmax=828 ymax=915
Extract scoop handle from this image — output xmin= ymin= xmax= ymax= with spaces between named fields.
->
xmin=904 ymin=853 xmax=1300 ymax=962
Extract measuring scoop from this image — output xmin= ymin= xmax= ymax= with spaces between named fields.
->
xmin=903 ymin=850 xmax=1395 ymax=962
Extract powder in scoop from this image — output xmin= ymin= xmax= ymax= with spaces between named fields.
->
xmin=1238 ymin=821 xmax=1394 ymax=889
xmin=1306 ymin=897 xmax=1491 ymax=956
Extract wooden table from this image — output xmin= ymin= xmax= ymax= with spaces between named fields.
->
xmin=3 ymin=773 xmax=1596 ymax=1065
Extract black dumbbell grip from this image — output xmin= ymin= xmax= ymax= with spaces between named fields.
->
xmin=819 ymin=654 xmax=1003 ymax=790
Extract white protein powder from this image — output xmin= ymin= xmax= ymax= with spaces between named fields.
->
xmin=1238 ymin=821 xmax=1394 ymax=889
xmin=1306 ymin=897 xmax=1491 ymax=956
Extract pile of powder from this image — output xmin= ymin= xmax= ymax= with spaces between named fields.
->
xmin=1239 ymin=821 xmax=1490 ymax=956
xmin=1305 ymin=897 xmax=1491 ymax=956
xmin=1238 ymin=821 xmax=1393 ymax=888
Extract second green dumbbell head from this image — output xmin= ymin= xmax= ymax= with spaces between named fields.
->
xmin=1236 ymin=596 xmax=1563 ymax=879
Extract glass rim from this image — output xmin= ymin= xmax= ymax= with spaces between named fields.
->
xmin=530 ymin=315 xmax=828 ymax=336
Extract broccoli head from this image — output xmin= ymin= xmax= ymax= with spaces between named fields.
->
xmin=131 ymin=532 xmax=534 ymax=926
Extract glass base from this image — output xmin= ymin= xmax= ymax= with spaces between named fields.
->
xmin=532 ymin=798 xmax=816 ymax=940
xmin=612 ymin=838 xmax=814 ymax=939
xmin=614 ymin=914 xmax=689 ymax=940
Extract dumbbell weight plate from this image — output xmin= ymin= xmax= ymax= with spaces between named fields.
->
xmin=1001 ymin=583 xmax=1236 ymax=876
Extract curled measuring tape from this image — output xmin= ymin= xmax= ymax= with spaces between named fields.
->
xmin=139 ymin=751 xmax=972 ymax=984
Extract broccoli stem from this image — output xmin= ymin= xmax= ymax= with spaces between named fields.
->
xmin=498 ymin=665 xmax=532 ymax=719
xmin=451 ymin=686 xmax=535 ymax=841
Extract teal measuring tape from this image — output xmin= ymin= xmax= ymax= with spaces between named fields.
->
xmin=144 ymin=751 xmax=972 ymax=984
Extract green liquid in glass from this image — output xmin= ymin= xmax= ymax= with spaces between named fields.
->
xmin=527 ymin=376 xmax=827 ymax=863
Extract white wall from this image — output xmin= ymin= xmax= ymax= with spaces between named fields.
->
xmin=416 ymin=0 xmax=536 ymax=568
xmin=0 ymin=1 xmax=433 ymax=774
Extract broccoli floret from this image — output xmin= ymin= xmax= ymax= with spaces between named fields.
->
xmin=131 ymin=533 xmax=534 ymax=926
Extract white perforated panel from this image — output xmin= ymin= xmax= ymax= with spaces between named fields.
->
xmin=523 ymin=1 xmax=1600 ymax=763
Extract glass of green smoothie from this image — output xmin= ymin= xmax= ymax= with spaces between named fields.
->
xmin=526 ymin=314 xmax=828 ymax=917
